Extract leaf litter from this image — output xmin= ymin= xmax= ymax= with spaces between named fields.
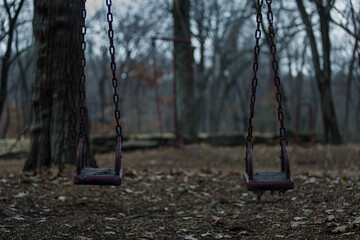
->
xmin=0 ymin=144 xmax=359 ymax=239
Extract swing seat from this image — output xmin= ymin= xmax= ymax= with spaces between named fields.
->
xmin=243 ymin=141 xmax=294 ymax=191
xmin=74 ymin=138 xmax=123 ymax=186
xmin=74 ymin=168 xmax=122 ymax=185
xmin=243 ymin=172 xmax=294 ymax=191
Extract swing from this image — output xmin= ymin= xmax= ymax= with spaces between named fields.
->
xmin=294 ymin=102 xmax=316 ymax=147
xmin=243 ymin=0 xmax=294 ymax=192
xmin=74 ymin=0 xmax=123 ymax=186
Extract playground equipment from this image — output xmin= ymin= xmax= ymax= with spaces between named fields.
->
xmin=74 ymin=0 xmax=123 ymax=185
xmin=243 ymin=0 xmax=294 ymax=192
xmin=294 ymin=102 xmax=316 ymax=148
xmin=151 ymin=37 xmax=191 ymax=147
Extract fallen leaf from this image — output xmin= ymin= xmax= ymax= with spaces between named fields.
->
xmin=274 ymin=235 xmax=284 ymax=238
xmin=201 ymin=232 xmax=212 ymax=237
xmin=78 ymin=235 xmax=92 ymax=239
xmin=124 ymin=188 xmax=133 ymax=194
xmin=14 ymin=192 xmax=28 ymax=198
xmin=325 ymin=222 xmax=340 ymax=232
xmin=327 ymin=215 xmax=335 ymax=222
xmin=215 ymin=234 xmax=232 ymax=239
xmin=341 ymin=232 xmax=356 ymax=236
xmin=352 ymin=216 xmax=360 ymax=225
xmin=58 ymin=196 xmax=66 ymax=201
xmin=212 ymin=216 xmax=221 ymax=222
xmin=313 ymin=218 xmax=322 ymax=224
xmin=291 ymin=221 xmax=306 ymax=228
xmin=13 ymin=216 xmax=25 ymax=221
xmin=184 ymin=235 xmax=198 ymax=240
xmin=331 ymin=226 xmax=347 ymax=233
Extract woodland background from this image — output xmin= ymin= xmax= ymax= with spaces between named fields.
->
xmin=0 ymin=0 xmax=359 ymax=144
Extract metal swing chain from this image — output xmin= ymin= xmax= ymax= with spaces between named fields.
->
xmin=106 ymin=0 xmax=123 ymax=142
xmin=78 ymin=0 xmax=122 ymax=142
xmin=265 ymin=0 xmax=287 ymax=141
xmin=246 ymin=0 xmax=287 ymax=145
xmin=79 ymin=0 xmax=87 ymax=140
xmin=247 ymin=0 xmax=263 ymax=144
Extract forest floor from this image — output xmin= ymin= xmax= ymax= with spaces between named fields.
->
xmin=0 ymin=143 xmax=360 ymax=239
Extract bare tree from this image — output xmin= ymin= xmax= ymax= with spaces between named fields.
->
xmin=0 ymin=0 xmax=25 ymax=131
xmin=173 ymin=0 xmax=197 ymax=142
xmin=296 ymin=0 xmax=342 ymax=144
xmin=24 ymin=0 xmax=95 ymax=171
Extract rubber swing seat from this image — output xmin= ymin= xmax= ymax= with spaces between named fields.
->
xmin=74 ymin=168 xmax=122 ymax=185
xmin=74 ymin=137 xmax=123 ymax=186
xmin=243 ymin=171 xmax=294 ymax=191
xmin=244 ymin=140 xmax=294 ymax=192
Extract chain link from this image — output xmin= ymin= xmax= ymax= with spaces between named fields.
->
xmin=79 ymin=0 xmax=123 ymax=142
xmin=106 ymin=0 xmax=123 ymax=142
xmin=266 ymin=0 xmax=287 ymax=140
xmin=79 ymin=0 xmax=87 ymax=140
xmin=247 ymin=0 xmax=263 ymax=143
xmin=246 ymin=0 xmax=287 ymax=145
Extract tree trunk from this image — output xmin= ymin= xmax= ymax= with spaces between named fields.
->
xmin=296 ymin=0 xmax=341 ymax=144
xmin=343 ymin=35 xmax=358 ymax=142
xmin=1 ymin=105 xmax=10 ymax=139
xmin=173 ymin=0 xmax=197 ymax=142
xmin=194 ymin=0 xmax=207 ymax=133
xmin=24 ymin=0 xmax=96 ymax=171
xmin=97 ymin=47 xmax=108 ymax=124
xmin=18 ymin=55 xmax=32 ymax=126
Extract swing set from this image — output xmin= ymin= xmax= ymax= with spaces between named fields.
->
xmin=74 ymin=0 xmax=295 ymax=192
xmin=243 ymin=0 xmax=294 ymax=192
xmin=74 ymin=0 xmax=123 ymax=185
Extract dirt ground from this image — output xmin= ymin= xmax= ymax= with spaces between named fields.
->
xmin=0 ymin=143 xmax=360 ymax=239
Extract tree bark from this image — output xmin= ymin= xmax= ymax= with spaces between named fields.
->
xmin=173 ymin=0 xmax=197 ymax=142
xmin=343 ymin=42 xmax=357 ymax=142
xmin=24 ymin=0 xmax=96 ymax=171
xmin=296 ymin=0 xmax=341 ymax=144
xmin=97 ymin=47 xmax=108 ymax=124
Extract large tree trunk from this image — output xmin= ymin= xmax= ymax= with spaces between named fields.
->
xmin=24 ymin=0 xmax=96 ymax=171
xmin=173 ymin=0 xmax=197 ymax=142
xmin=296 ymin=0 xmax=341 ymax=144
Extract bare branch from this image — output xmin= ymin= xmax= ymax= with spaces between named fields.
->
xmin=330 ymin=17 xmax=360 ymax=41
xmin=8 ymin=44 xmax=32 ymax=65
